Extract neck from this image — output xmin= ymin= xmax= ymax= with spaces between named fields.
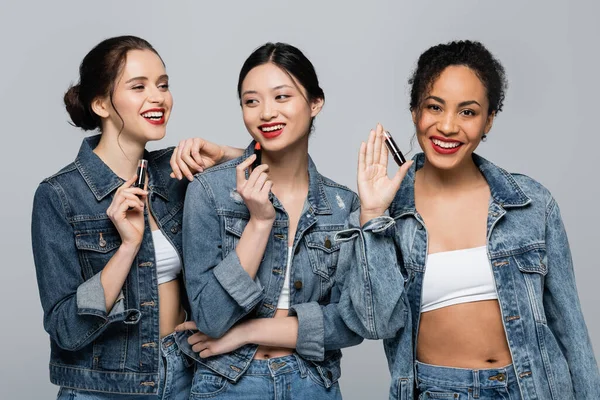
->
xmin=418 ymin=154 xmax=484 ymax=192
xmin=262 ymin=139 xmax=309 ymax=195
xmin=93 ymin=130 xmax=146 ymax=180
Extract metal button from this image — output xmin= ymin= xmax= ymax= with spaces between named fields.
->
xmin=170 ymin=225 xmax=179 ymax=234
xmin=326 ymin=371 xmax=333 ymax=380
xmin=324 ymin=237 xmax=332 ymax=249
xmin=294 ymin=281 xmax=303 ymax=290
xmin=99 ymin=233 xmax=107 ymax=248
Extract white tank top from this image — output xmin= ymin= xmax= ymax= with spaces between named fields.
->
xmin=151 ymin=229 xmax=182 ymax=285
xmin=421 ymin=246 xmax=497 ymax=313
xmin=276 ymin=247 xmax=293 ymax=309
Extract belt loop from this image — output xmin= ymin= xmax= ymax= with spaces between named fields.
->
xmin=294 ymin=353 xmax=307 ymax=378
xmin=473 ymin=369 xmax=480 ymax=398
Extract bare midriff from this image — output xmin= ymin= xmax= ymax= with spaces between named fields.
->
xmin=158 ymin=279 xmax=186 ymax=338
xmin=254 ymin=309 xmax=295 ymax=359
xmin=417 ymin=300 xmax=512 ymax=368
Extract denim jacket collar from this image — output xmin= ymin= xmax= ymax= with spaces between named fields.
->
xmin=391 ymin=152 xmax=531 ymax=217
xmin=74 ymin=135 xmax=170 ymax=201
xmin=242 ymin=142 xmax=332 ymax=215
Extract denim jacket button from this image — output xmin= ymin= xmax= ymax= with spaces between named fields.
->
xmin=324 ymin=238 xmax=332 ymax=249
xmin=326 ymin=370 xmax=333 ymax=380
xmin=294 ymin=280 xmax=303 ymax=290
xmin=170 ymin=225 xmax=179 ymax=234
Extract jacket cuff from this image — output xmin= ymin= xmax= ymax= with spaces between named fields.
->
xmin=76 ymin=272 xmax=135 ymax=322
xmin=289 ymin=302 xmax=324 ymax=361
xmin=213 ymin=250 xmax=264 ymax=312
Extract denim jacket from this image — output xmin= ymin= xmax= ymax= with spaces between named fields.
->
xmin=31 ymin=135 xmax=190 ymax=394
xmin=180 ymin=142 xmax=364 ymax=388
xmin=336 ymin=153 xmax=600 ymax=400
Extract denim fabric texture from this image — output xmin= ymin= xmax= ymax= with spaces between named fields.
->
xmin=180 ymin=142 xmax=365 ymax=390
xmin=32 ymin=135 xmax=192 ymax=394
xmin=189 ymin=354 xmax=342 ymax=399
xmin=56 ymin=332 xmax=194 ymax=399
xmin=337 ymin=153 xmax=600 ymax=400
xmin=416 ymin=361 xmax=521 ymax=400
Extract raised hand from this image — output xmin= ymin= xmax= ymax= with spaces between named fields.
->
xmin=357 ymin=123 xmax=413 ymax=225
xmin=236 ymin=154 xmax=275 ymax=223
xmin=170 ymin=138 xmax=243 ymax=181
xmin=106 ymin=175 xmax=148 ymax=247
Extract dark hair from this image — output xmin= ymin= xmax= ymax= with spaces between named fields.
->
xmin=409 ymin=40 xmax=507 ymax=115
xmin=237 ymin=42 xmax=324 ymax=130
xmin=64 ymin=35 xmax=163 ymax=131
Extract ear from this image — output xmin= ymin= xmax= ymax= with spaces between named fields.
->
xmin=91 ymin=96 xmax=111 ymax=119
xmin=310 ymin=97 xmax=324 ymax=118
xmin=484 ymin=111 xmax=495 ymax=134
xmin=411 ymin=109 xmax=418 ymax=125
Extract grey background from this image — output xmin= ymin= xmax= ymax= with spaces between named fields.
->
xmin=1 ymin=0 xmax=598 ymax=398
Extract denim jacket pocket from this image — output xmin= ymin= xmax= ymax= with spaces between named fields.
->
xmin=513 ymin=247 xmax=548 ymax=324
xmin=305 ymin=231 xmax=341 ymax=281
xmin=223 ymin=216 xmax=265 ymax=261
xmin=75 ymin=226 xmax=122 ymax=279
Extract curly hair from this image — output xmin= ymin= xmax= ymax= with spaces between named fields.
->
xmin=409 ymin=40 xmax=508 ymax=115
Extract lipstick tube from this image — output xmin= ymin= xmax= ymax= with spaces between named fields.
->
xmin=252 ymin=143 xmax=262 ymax=170
xmin=132 ymin=159 xmax=148 ymax=189
xmin=383 ymin=131 xmax=406 ymax=166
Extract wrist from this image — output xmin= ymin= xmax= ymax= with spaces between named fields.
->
xmin=118 ymin=241 xmax=141 ymax=256
xmin=359 ymin=209 xmax=386 ymax=226
xmin=221 ymin=146 xmax=243 ymax=162
xmin=248 ymin=216 xmax=275 ymax=231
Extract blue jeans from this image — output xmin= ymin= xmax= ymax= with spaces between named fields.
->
xmin=56 ymin=332 xmax=193 ymax=400
xmin=416 ymin=361 xmax=521 ymax=400
xmin=189 ymin=354 xmax=342 ymax=399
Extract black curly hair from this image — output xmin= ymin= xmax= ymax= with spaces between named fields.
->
xmin=409 ymin=40 xmax=507 ymax=115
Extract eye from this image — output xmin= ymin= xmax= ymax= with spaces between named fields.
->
xmin=132 ymin=85 xmax=144 ymax=90
xmin=427 ymin=104 xmax=442 ymax=112
xmin=158 ymin=83 xmax=170 ymax=91
xmin=244 ymin=99 xmax=258 ymax=106
xmin=460 ymin=109 xmax=475 ymax=116
xmin=275 ymin=94 xmax=290 ymax=101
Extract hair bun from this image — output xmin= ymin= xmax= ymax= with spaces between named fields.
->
xmin=64 ymin=84 xmax=99 ymax=131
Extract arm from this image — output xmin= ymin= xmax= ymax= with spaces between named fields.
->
xmin=170 ymin=137 xmax=244 ymax=181
xmin=543 ymin=198 xmax=600 ymax=395
xmin=182 ymin=156 xmax=274 ymax=338
xmin=31 ymin=181 xmax=145 ymax=351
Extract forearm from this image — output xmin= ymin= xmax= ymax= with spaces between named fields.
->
xmin=235 ymin=218 xmax=273 ymax=279
xmin=100 ymin=243 xmax=139 ymax=312
xmin=221 ymin=145 xmax=245 ymax=162
xmin=245 ymin=317 xmax=298 ymax=348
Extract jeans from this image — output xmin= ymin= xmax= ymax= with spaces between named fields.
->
xmin=56 ymin=331 xmax=193 ymax=400
xmin=189 ymin=354 xmax=342 ymax=399
xmin=416 ymin=361 xmax=521 ymax=400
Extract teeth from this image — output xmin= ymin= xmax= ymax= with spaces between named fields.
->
xmin=432 ymin=138 xmax=461 ymax=149
xmin=141 ymin=111 xmax=164 ymax=119
xmin=260 ymin=124 xmax=285 ymax=132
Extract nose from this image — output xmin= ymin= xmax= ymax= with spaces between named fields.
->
xmin=437 ymin=112 xmax=459 ymax=136
xmin=147 ymin=85 xmax=165 ymax=104
xmin=260 ymin=99 xmax=279 ymax=120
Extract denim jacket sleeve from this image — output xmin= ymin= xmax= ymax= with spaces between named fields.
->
xmin=335 ymin=208 xmax=408 ymax=340
xmin=183 ymin=176 xmax=264 ymax=338
xmin=543 ymin=198 xmax=600 ymax=395
xmin=289 ymin=196 xmax=364 ymax=361
xmin=31 ymin=182 xmax=133 ymax=351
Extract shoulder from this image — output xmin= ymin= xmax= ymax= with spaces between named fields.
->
xmin=318 ymin=174 xmax=359 ymax=211
xmin=509 ymin=172 xmax=554 ymax=207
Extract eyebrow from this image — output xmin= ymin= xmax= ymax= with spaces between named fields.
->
xmin=242 ymin=84 xmax=295 ymax=97
xmin=125 ymin=74 xmax=169 ymax=84
xmin=424 ymin=96 xmax=481 ymax=108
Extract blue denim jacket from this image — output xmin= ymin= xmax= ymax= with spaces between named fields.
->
xmin=31 ymin=135 xmax=191 ymax=394
xmin=336 ymin=153 xmax=600 ymax=400
xmin=180 ymin=142 xmax=364 ymax=387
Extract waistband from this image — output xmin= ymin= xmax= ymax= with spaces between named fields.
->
xmin=416 ymin=361 xmax=517 ymax=389
xmin=243 ymin=354 xmax=303 ymax=377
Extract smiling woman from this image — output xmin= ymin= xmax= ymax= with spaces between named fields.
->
xmin=32 ymin=35 xmax=235 ymax=400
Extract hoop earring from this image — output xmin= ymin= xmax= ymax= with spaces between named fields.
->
xmin=481 ymin=134 xmax=488 ymax=142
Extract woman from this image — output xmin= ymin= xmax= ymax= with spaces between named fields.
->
xmin=177 ymin=42 xmax=387 ymax=399
xmin=340 ymin=40 xmax=600 ymax=399
xmin=31 ymin=35 xmax=236 ymax=399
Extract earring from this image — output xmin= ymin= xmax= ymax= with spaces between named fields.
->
xmin=482 ymin=134 xmax=488 ymax=142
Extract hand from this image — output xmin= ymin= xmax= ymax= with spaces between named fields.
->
xmin=183 ymin=322 xmax=249 ymax=358
xmin=236 ymin=155 xmax=275 ymax=223
xmin=106 ymin=175 xmax=148 ymax=248
xmin=170 ymin=137 xmax=227 ymax=181
xmin=358 ymin=123 xmax=413 ymax=225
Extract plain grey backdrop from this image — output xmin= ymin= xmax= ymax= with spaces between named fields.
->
xmin=1 ymin=0 xmax=598 ymax=398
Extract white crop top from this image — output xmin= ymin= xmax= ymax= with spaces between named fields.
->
xmin=276 ymin=247 xmax=293 ymax=310
xmin=421 ymin=246 xmax=497 ymax=313
xmin=152 ymin=230 xmax=182 ymax=285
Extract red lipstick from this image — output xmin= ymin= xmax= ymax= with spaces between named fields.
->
xmin=430 ymin=136 xmax=463 ymax=155
xmin=141 ymin=108 xmax=166 ymax=125
xmin=258 ymin=122 xmax=285 ymax=139
xmin=252 ymin=142 xmax=262 ymax=170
